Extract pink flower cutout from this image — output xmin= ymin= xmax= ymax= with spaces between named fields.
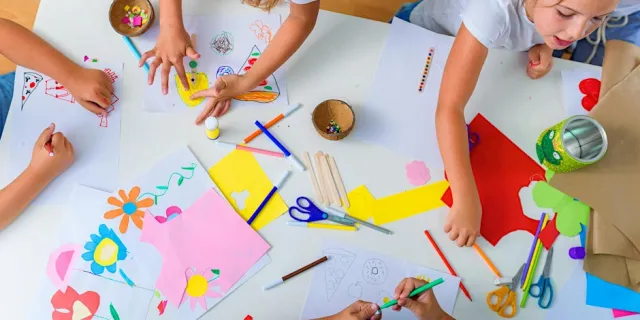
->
xmin=405 ymin=160 xmax=431 ymax=186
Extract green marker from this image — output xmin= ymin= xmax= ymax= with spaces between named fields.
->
xmin=379 ymin=278 xmax=445 ymax=310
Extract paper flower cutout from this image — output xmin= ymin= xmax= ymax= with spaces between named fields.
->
xmin=104 ymin=186 xmax=154 ymax=234
xmin=405 ymin=160 xmax=431 ymax=186
xmin=181 ymin=268 xmax=223 ymax=311
xmin=51 ymin=286 xmax=100 ymax=320
xmin=532 ymin=181 xmax=589 ymax=236
xmin=81 ymin=224 xmax=128 ymax=275
xmin=579 ymin=78 xmax=601 ymax=112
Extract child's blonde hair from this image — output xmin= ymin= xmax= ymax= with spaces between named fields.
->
xmin=243 ymin=0 xmax=280 ymax=11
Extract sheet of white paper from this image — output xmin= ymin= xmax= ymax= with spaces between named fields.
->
xmin=9 ymin=64 xmax=122 ymax=205
xmin=301 ymin=239 xmax=461 ymax=319
xmin=30 ymin=185 xmax=151 ymax=320
xmin=544 ymin=262 xmax=638 ymax=320
xmin=351 ymin=18 xmax=453 ymax=169
xmin=136 ymin=14 xmax=287 ymax=112
xmin=561 ymin=70 xmax=601 ymax=117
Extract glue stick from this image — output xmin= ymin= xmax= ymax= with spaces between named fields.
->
xmin=205 ymin=116 xmax=220 ymax=140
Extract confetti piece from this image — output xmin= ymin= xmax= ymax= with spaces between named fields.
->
xmin=131 ymin=6 xmax=141 ymax=14
xmin=124 ymin=5 xmax=130 ymax=11
xmin=83 ymin=55 xmax=89 ymax=62
xmin=244 ymin=315 xmax=253 ymax=320
xmin=121 ymin=16 xmax=130 ymax=25
xmin=133 ymin=16 xmax=142 ymax=27
xmin=92 ymin=59 xmax=98 ymax=63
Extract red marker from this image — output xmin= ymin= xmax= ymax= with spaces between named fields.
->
xmin=45 ymin=141 xmax=54 ymax=156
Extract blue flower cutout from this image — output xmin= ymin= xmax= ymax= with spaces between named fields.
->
xmin=81 ymin=224 xmax=128 ymax=275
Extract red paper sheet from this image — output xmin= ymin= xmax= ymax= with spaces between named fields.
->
xmin=441 ymin=114 xmax=558 ymax=249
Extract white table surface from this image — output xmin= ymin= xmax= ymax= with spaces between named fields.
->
xmin=0 ymin=0 xmax=603 ymax=319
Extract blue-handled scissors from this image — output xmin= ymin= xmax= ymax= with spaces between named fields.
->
xmin=467 ymin=124 xmax=480 ymax=151
xmin=289 ymin=197 xmax=355 ymax=226
xmin=529 ymin=247 xmax=554 ymax=309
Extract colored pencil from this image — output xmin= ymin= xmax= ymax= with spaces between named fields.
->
xmin=521 ymin=213 xmax=547 ymax=287
xmin=423 ymin=230 xmax=472 ymax=301
xmin=122 ymin=36 xmax=149 ymax=73
xmin=263 ymin=256 xmax=328 ymax=290
xmin=247 ymin=171 xmax=290 ymax=225
xmin=286 ymin=221 xmax=357 ymax=231
xmin=244 ymin=103 xmax=302 ymax=143
xmin=472 ymin=243 xmax=502 ymax=278
xmin=215 ymin=141 xmax=285 ymax=158
xmin=521 ymin=216 xmax=550 ymax=307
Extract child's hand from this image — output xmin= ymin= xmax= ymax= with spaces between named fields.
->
xmin=392 ymin=278 xmax=451 ymax=320
xmin=190 ymin=74 xmax=252 ymax=124
xmin=444 ymin=193 xmax=481 ymax=247
xmin=527 ymin=44 xmax=554 ymax=80
xmin=65 ymin=67 xmax=114 ymax=116
xmin=140 ymin=25 xmax=200 ymax=95
xmin=27 ymin=123 xmax=74 ymax=182
xmin=318 ymin=301 xmax=381 ymax=320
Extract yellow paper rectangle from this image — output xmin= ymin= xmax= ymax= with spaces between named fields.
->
xmin=209 ymin=150 xmax=288 ymax=230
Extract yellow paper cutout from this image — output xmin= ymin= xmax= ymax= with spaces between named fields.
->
xmin=346 ymin=180 xmax=449 ymax=225
xmin=175 ymin=72 xmax=208 ymax=108
xmin=209 ymin=150 xmax=288 ymax=230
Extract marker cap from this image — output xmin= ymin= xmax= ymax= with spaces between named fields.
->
xmin=205 ymin=117 xmax=219 ymax=130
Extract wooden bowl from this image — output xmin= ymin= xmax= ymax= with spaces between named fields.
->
xmin=109 ymin=0 xmax=155 ymax=37
xmin=312 ymin=99 xmax=355 ymax=141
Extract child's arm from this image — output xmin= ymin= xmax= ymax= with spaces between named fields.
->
xmin=0 ymin=124 xmax=74 ymax=231
xmin=0 ymin=19 xmax=114 ymax=115
xmin=435 ymin=24 xmax=487 ymax=247
xmin=191 ymin=1 xmax=320 ymax=123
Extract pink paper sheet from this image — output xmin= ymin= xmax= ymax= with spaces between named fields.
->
xmin=141 ymin=189 xmax=270 ymax=307
xmin=613 ymin=309 xmax=639 ymax=318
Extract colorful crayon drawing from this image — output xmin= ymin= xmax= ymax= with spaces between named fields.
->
xmin=21 ymin=71 xmax=43 ymax=110
xmin=233 ymin=46 xmax=280 ymax=103
xmin=45 ymin=79 xmax=75 ymax=103
xmin=97 ymin=93 xmax=119 ymax=128
xmin=175 ymin=72 xmax=209 ymax=108
xmin=249 ymin=20 xmax=272 ymax=44
xmin=210 ymin=31 xmax=234 ymax=55
xmin=216 ymin=66 xmax=234 ymax=78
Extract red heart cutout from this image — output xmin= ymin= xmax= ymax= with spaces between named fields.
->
xmin=579 ymin=78 xmax=601 ymax=111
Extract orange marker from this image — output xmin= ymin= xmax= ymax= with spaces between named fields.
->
xmin=424 ymin=230 xmax=472 ymax=301
xmin=472 ymin=243 xmax=502 ymax=278
xmin=243 ymin=103 xmax=301 ymax=143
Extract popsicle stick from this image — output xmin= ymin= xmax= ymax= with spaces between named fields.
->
xmin=314 ymin=152 xmax=331 ymax=206
xmin=321 ymin=153 xmax=341 ymax=205
xmin=327 ymin=155 xmax=350 ymax=208
xmin=303 ymin=152 xmax=324 ymax=204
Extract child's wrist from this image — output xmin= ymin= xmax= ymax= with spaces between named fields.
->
xmin=24 ymin=165 xmax=54 ymax=185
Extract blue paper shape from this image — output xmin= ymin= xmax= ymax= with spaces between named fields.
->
xmin=582 ymin=224 xmax=640 ymax=313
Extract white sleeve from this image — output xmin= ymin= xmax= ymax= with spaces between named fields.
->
xmin=289 ymin=0 xmax=318 ymax=4
xmin=461 ymin=0 xmax=510 ymax=48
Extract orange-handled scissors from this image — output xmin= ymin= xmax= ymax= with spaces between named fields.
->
xmin=486 ymin=264 xmax=525 ymax=318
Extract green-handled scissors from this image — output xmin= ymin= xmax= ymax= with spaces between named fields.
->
xmin=529 ymin=247 xmax=554 ymax=308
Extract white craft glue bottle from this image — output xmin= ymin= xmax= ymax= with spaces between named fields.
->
xmin=205 ymin=116 xmax=220 ymax=140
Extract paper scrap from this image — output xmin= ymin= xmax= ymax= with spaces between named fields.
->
xmin=561 ymin=70 xmax=602 ymax=116
xmin=614 ymin=309 xmax=639 ymax=318
xmin=209 ymin=149 xmax=288 ymax=230
xmin=532 ymin=181 xmax=590 ymax=236
xmin=405 ymin=160 xmax=431 ymax=186
xmin=346 ymin=180 xmax=449 ymax=225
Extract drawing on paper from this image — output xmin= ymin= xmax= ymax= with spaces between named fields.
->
xmin=377 ymin=291 xmax=391 ymax=305
xmin=50 ymin=286 xmax=100 ymax=320
xmin=362 ymin=259 xmax=388 ymax=285
xmin=210 ymin=31 xmax=234 ymax=55
xmin=81 ymin=224 xmax=128 ymax=275
xmin=97 ymin=93 xmax=119 ymax=128
xmin=230 ymin=190 xmax=250 ymax=211
xmin=347 ymin=282 xmax=363 ymax=298
xmin=578 ymin=78 xmax=600 ymax=111
xmin=181 ymin=268 xmax=223 ymax=311
xmin=138 ymin=163 xmax=198 ymax=206
xmin=157 ymin=300 xmax=168 ymax=315
xmin=155 ymin=205 xmax=183 ymax=224
xmin=104 ymin=187 xmax=154 ymax=234
xmin=216 ymin=66 xmax=234 ymax=79
xmin=45 ymin=79 xmax=75 ymax=103
xmin=234 ymin=46 xmax=280 ymax=103
xmin=21 ymin=71 xmax=43 ymax=110
xmin=103 ymin=68 xmax=119 ymax=84
xmin=250 ymin=20 xmax=273 ymax=44
xmin=47 ymin=244 xmax=82 ymax=291
xmin=323 ymin=248 xmax=357 ymax=301
xmin=536 ymin=130 xmax=562 ymax=166
xmin=175 ymin=72 xmax=209 ymax=108
xmin=109 ymin=303 xmax=122 ymax=320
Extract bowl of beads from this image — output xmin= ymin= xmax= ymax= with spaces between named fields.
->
xmin=109 ymin=0 xmax=154 ymax=37
xmin=312 ymin=99 xmax=355 ymax=141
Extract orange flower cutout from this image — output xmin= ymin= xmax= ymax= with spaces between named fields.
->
xmin=104 ymin=186 xmax=154 ymax=234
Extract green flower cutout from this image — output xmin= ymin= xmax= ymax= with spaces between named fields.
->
xmin=533 ymin=180 xmax=589 ymax=236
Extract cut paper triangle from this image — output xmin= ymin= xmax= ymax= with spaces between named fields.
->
xmin=441 ymin=114 xmax=558 ymax=249
xmin=233 ymin=45 xmax=280 ymax=103
xmin=47 ymin=244 xmax=82 ymax=291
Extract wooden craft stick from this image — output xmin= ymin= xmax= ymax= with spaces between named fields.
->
xmin=321 ymin=153 xmax=341 ymax=205
xmin=327 ymin=155 xmax=350 ymax=208
xmin=314 ymin=152 xmax=331 ymax=206
xmin=303 ymin=152 xmax=324 ymax=204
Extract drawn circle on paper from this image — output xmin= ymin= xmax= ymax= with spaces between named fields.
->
xmin=362 ymin=259 xmax=388 ymax=285
xmin=211 ymin=31 xmax=234 ymax=55
xmin=335 ymin=269 xmax=344 ymax=278
xmin=327 ymin=266 xmax=334 ymax=276
xmin=340 ymin=256 xmax=351 ymax=264
xmin=327 ymin=280 xmax=335 ymax=290
xmin=216 ymin=66 xmax=234 ymax=79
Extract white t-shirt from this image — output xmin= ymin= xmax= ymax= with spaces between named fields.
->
xmin=409 ymin=0 xmax=544 ymax=51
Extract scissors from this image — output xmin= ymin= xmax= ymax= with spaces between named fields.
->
xmin=486 ymin=264 xmax=524 ymax=318
xmin=467 ymin=124 xmax=480 ymax=151
xmin=289 ymin=197 xmax=355 ymax=226
xmin=529 ymin=247 xmax=554 ymax=308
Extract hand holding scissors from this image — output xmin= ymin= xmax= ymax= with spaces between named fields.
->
xmin=486 ymin=264 xmax=524 ymax=318
xmin=529 ymin=247 xmax=554 ymax=308
xmin=289 ymin=197 xmax=354 ymax=226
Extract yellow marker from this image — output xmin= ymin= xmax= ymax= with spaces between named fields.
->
xmin=205 ymin=117 xmax=220 ymax=140
xmin=287 ymin=221 xmax=357 ymax=231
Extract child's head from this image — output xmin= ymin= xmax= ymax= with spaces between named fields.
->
xmin=526 ymin=0 xmax=619 ymax=50
xmin=243 ymin=0 xmax=279 ymax=11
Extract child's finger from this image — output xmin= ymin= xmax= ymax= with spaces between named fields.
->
xmin=466 ymin=234 xmax=477 ymax=247
xmin=51 ymin=132 xmax=65 ymax=148
xmin=399 ymin=279 xmax=415 ymax=298
xmin=394 ymin=278 xmax=407 ymax=298
xmin=174 ymin=62 xmax=190 ymax=90
xmin=392 ymin=305 xmax=401 ymax=312
xmin=216 ymin=99 xmax=231 ymax=117
xmin=148 ymin=58 xmax=162 ymax=85
xmin=456 ymin=233 xmax=469 ymax=247
xmin=191 ymin=87 xmax=217 ymax=99
xmin=186 ymin=46 xmax=200 ymax=60
xmin=139 ymin=49 xmax=155 ymax=66
xmin=161 ymin=62 xmax=171 ymax=95
xmin=195 ymin=98 xmax=216 ymax=124
xmin=79 ymin=100 xmax=107 ymax=116
xmin=36 ymin=123 xmax=56 ymax=146
xmin=527 ymin=48 xmax=540 ymax=64
xmin=448 ymin=228 xmax=459 ymax=241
